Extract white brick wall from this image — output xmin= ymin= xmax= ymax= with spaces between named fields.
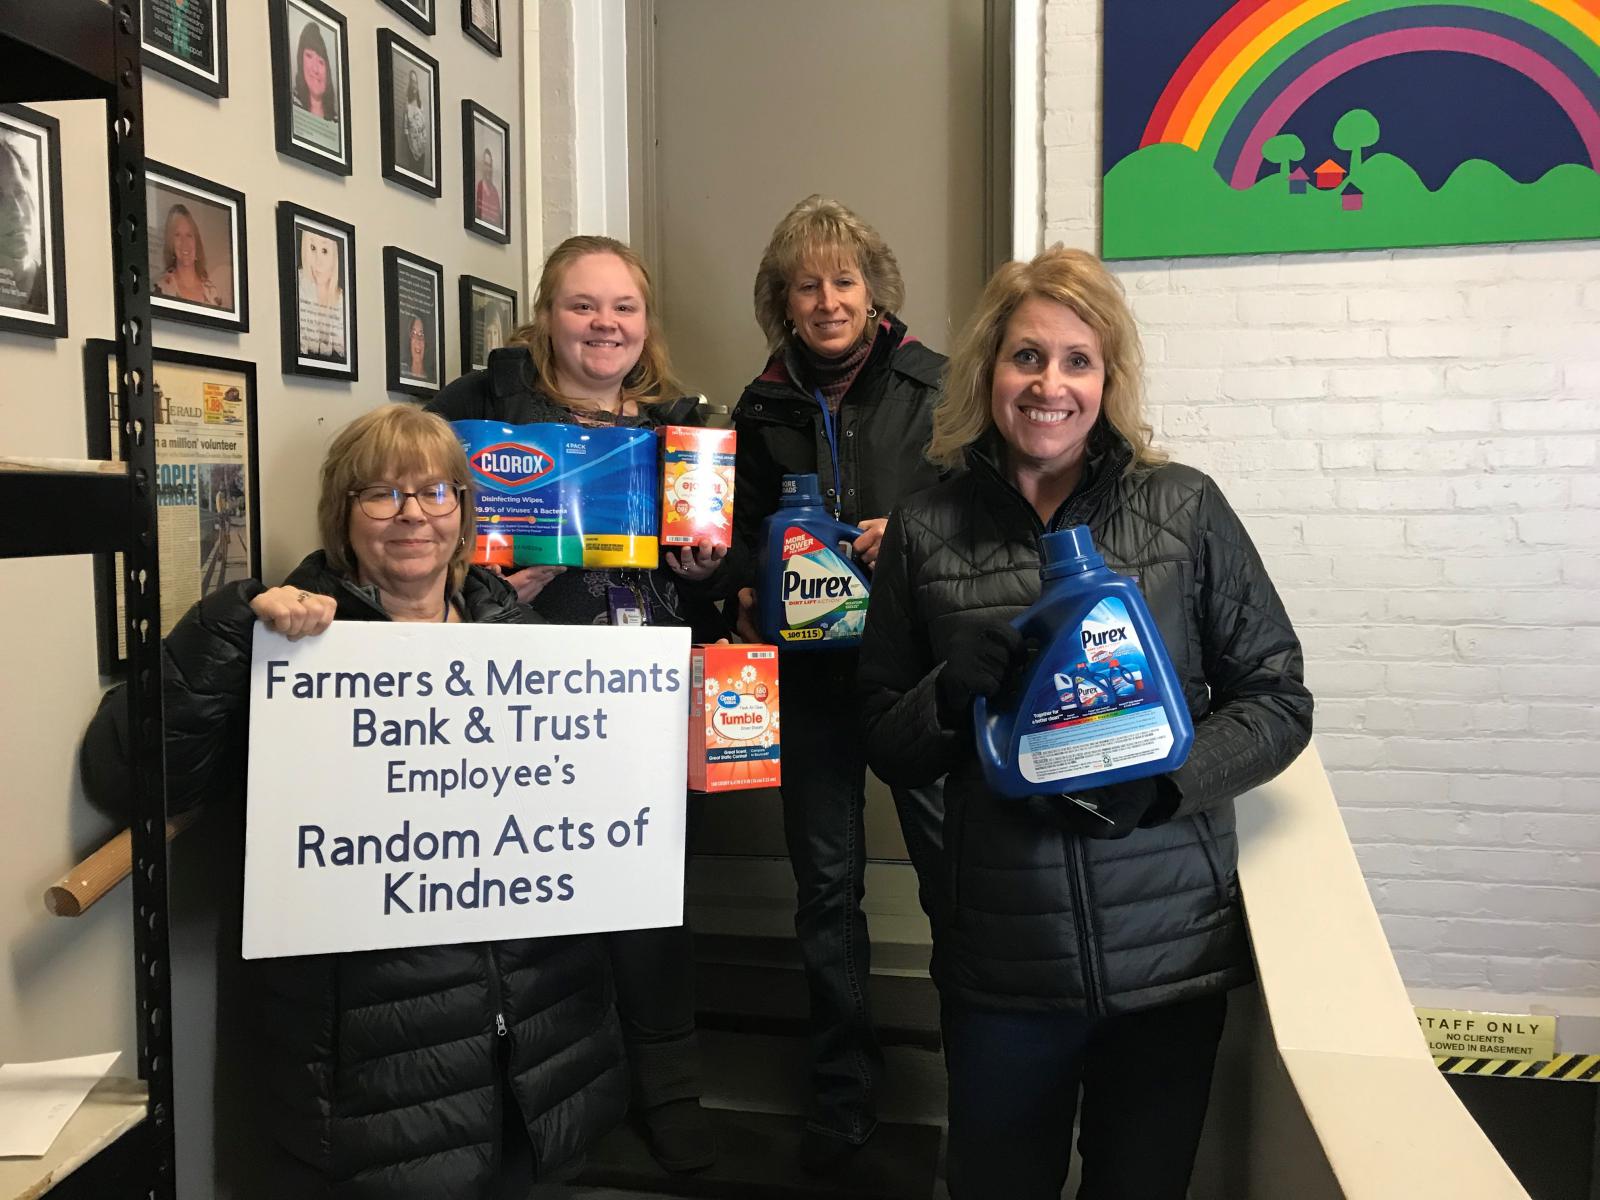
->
xmin=1041 ymin=0 xmax=1600 ymax=1001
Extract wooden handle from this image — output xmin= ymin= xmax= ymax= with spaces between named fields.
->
xmin=45 ymin=811 xmax=201 ymax=917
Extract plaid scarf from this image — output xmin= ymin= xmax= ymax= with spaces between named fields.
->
xmin=796 ymin=327 xmax=875 ymax=414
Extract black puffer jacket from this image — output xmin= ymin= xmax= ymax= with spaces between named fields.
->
xmin=717 ymin=314 xmax=947 ymax=596
xmin=859 ymin=430 xmax=1313 ymax=1015
xmin=81 ymin=553 xmax=628 ymax=1198
xmin=428 ymin=346 xmax=703 ymax=431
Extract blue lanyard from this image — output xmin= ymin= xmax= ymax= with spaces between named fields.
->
xmin=813 ymin=387 xmax=843 ymax=520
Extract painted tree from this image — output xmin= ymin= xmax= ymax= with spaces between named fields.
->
xmin=1333 ymin=108 xmax=1380 ymax=178
xmin=1262 ymin=133 xmax=1306 ymax=190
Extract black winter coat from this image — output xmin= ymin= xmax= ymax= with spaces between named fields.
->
xmin=81 ymin=553 xmax=628 ymax=1198
xmin=859 ymin=431 xmax=1313 ymax=1015
xmin=427 ymin=349 xmax=725 ymax=639
xmin=718 ymin=314 xmax=947 ymax=597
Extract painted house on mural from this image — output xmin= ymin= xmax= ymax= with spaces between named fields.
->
xmin=1341 ymin=181 xmax=1365 ymax=210
xmin=1314 ymin=158 xmax=1347 ymax=189
xmin=1288 ymin=166 xmax=1310 ymax=193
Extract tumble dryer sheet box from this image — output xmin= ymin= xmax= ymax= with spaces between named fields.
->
xmin=689 ymin=644 xmax=781 ymax=792
xmin=454 ymin=419 xmax=659 ymax=569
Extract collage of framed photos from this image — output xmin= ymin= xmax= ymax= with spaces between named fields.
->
xmin=38 ymin=0 xmax=522 ymax=654
xmin=98 ymin=0 xmax=520 ymax=400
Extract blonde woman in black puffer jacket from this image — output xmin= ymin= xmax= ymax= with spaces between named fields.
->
xmin=859 ymin=247 xmax=1312 ymax=1200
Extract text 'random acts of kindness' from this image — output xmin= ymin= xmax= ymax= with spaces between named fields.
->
xmin=243 ymin=622 xmax=691 ymax=959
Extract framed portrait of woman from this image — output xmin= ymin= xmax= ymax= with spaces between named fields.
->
xmin=147 ymin=161 xmax=248 ymax=332
xmin=380 ymin=0 xmax=434 ymax=36
xmin=0 ymin=104 xmax=67 ymax=339
xmin=459 ymin=275 xmax=516 ymax=374
xmin=84 ymin=340 xmax=262 ymax=673
xmin=462 ymin=0 xmax=501 ymax=56
xmin=377 ymin=30 xmax=441 ymax=198
xmin=383 ymin=246 xmax=444 ymax=398
xmin=142 ymin=0 xmax=229 ymax=97
xmin=276 ymin=202 xmax=357 ymax=381
xmin=269 ymin=0 xmax=354 ymax=176
xmin=462 ymin=100 xmax=511 ymax=244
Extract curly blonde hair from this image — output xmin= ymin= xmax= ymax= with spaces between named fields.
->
xmin=928 ymin=245 xmax=1161 ymax=472
xmin=508 ymin=235 xmax=681 ymax=408
xmin=752 ymin=195 xmax=905 ymax=353
xmin=317 ymin=405 xmax=477 ymax=593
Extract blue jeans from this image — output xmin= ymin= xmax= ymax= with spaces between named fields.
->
xmin=942 ymin=993 xmax=1228 ymax=1199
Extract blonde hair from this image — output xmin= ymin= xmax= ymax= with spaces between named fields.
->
xmin=928 ymin=245 xmax=1161 ymax=472
xmin=161 ymin=204 xmax=211 ymax=281
xmin=508 ymin=235 xmax=681 ymax=409
xmin=317 ymin=405 xmax=477 ymax=593
xmin=752 ymin=195 xmax=905 ymax=354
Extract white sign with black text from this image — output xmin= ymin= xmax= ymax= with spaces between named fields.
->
xmin=242 ymin=622 xmax=690 ymax=959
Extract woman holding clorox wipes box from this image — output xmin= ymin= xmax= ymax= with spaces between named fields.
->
xmin=858 ymin=247 xmax=1314 ymax=1198
xmin=428 ymin=235 xmax=722 ymax=1174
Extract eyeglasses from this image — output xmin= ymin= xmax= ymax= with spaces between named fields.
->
xmin=349 ymin=481 xmax=462 ymax=519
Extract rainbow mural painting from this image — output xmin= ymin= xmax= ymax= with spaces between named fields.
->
xmin=1102 ymin=0 xmax=1600 ymax=257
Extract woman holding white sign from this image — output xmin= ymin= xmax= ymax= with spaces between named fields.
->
xmin=82 ymin=404 xmax=626 ymax=1199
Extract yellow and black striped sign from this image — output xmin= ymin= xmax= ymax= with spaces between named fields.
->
xmin=1435 ymin=1052 xmax=1600 ymax=1082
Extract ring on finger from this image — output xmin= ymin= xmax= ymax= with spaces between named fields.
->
xmin=297 ymin=591 xmax=312 ymax=603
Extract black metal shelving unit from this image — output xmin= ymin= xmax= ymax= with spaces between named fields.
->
xmin=1 ymin=2 xmax=173 ymax=1196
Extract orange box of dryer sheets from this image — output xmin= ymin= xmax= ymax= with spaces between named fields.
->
xmin=660 ymin=425 xmax=736 ymax=548
xmin=689 ymin=644 xmax=780 ymax=792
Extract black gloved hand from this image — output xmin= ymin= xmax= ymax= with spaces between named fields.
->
xmin=1053 ymin=776 xmax=1178 ymax=840
xmin=935 ymin=619 xmax=1028 ymax=730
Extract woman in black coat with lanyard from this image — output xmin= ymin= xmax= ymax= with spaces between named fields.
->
xmin=722 ymin=196 xmax=947 ymax=1172
xmin=429 ymin=235 xmax=721 ymax=1173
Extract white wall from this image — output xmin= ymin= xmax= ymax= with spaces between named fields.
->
xmin=1040 ymin=0 xmax=1600 ymax=1014
xmin=538 ymin=0 xmax=628 ymax=254
xmin=0 ymin=2 xmax=526 ymax=1186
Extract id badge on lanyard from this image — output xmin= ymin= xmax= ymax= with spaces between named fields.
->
xmin=607 ymin=582 xmax=652 ymax=627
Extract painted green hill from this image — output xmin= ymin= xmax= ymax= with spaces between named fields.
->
xmin=1103 ymin=143 xmax=1600 ymax=259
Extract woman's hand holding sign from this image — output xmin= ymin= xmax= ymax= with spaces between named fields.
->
xmin=250 ymin=585 xmax=337 ymax=640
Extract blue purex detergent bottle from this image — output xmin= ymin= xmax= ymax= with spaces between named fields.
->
xmin=758 ymin=473 xmax=871 ymax=650
xmin=973 ymin=526 xmax=1193 ymax=799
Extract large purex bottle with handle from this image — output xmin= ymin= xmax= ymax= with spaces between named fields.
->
xmin=973 ymin=525 xmax=1193 ymax=798
xmin=758 ymin=473 xmax=871 ymax=650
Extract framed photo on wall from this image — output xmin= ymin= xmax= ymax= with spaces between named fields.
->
xmin=141 ymin=0 xmax=229 ymax=98
xmin=380 ymin=0 xmax=434 ymax=36
xmin=462 ymin=0 xmax=501 ymax=56
xmin=83 ymin=340 xmax=262 ymax=674
xmin=147 ymin=161 xmax=249 ymax=332
xmin=384 ymin=246 xmax=444 ymax=397
xmin=462 ymin=100 xmax=510 ymax=243
xmin=276 ymin=202 xmax=358 ymax=380
xmin=269 ymin=0 xmax=354 ymax=176
xmin=378 ymin=30 xmax=441 ymax=198
xmin=0 ymin=104 xmax=67 ymax=339
xmin=459 ymin=275 xmax=516 ymax=374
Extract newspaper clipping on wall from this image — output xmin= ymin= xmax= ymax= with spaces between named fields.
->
xmin=99 ymin=350 xmax=257 ymax=665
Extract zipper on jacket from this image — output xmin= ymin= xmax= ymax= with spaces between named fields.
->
xmin=486 ymin=942 xmax=509 ymax=1175
xmin=485 ymin=941 xmax=507 ymax=1038
xmin=1066 ymin=835 xmax=1107 ymax=1016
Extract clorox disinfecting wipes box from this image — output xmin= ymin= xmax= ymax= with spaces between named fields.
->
xmin=454 ymin=419 xmax=659 ymax=568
